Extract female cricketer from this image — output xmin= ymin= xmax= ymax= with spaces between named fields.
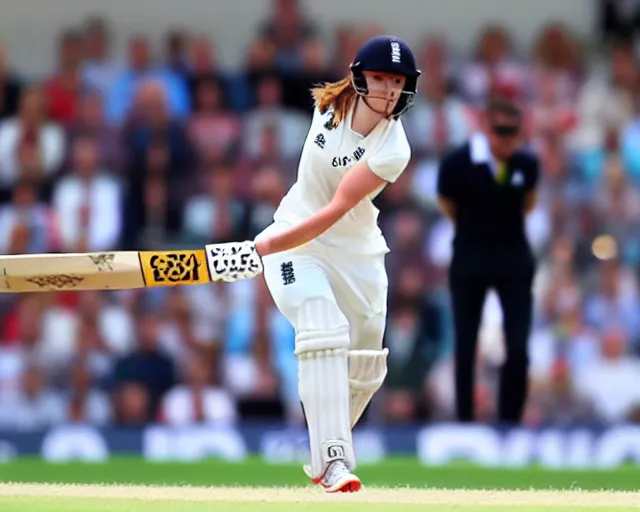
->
xmin=204 ymin=35 xmax=421 ymax=493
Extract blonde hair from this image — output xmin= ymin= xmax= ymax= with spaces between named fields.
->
xmin=311 ymin=75 xmax=357 ymax=129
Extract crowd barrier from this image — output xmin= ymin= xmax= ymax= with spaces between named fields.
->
xmin=2 ymin=423 xmax=640 ymax=469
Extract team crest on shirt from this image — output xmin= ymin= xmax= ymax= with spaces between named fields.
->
xmin=511 ymin=170 xmax=524 ymax=187
xmin=324 ymin=108 xmax=338 ymax=131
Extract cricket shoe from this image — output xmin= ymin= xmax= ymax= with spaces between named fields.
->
xmin=305 ymin=460 xmax=362 ymax=493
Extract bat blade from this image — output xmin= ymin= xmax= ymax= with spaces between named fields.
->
xmin=0 ymin=249 xmax=211 ymax=293
xmin=0 ymin=252 xmax=145 ymax=292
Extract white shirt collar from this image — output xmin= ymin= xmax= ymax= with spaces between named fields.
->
xmin=470 ymin=132 xmax=499 ymax=175
xmin=470 ymin=132 xmax=492 ymax=164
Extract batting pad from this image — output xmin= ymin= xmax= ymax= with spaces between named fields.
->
xmin=348 ymin=348 xmax=389 ymax=428
xmin=294 ymin=298 xmax=356 ymax=479
xmin=297 ymin=347 xmax=355 ymax=479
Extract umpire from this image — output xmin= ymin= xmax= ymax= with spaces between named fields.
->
xmin=436 ymin=98 xmax=539 ymax=425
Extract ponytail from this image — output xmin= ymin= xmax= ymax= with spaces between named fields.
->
xmin=311 ymin=75 xmax=357 ymax=129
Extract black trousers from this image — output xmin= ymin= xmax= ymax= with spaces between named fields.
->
xmin=449 ymin=249 xmax=535 ymax=425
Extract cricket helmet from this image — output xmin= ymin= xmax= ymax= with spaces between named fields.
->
xmin=350 ymin=35 xmax=421 ymax=118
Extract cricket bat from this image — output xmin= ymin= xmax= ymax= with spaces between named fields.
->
xmin=0 ymin=250 xmax=212 ymax=293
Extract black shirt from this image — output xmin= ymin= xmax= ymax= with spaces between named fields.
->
xmin=437 ymin=134 xmax=539 ymax=255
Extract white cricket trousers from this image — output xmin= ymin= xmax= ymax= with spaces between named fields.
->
xmin=257 ymin=222 xmax=389 ymax=351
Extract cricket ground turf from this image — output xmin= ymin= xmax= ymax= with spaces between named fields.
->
xmin=1 ymin=457 xmax=639 ymax=511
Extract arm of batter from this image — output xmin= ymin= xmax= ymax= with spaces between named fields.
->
xmin=255 ymin=162 xmax=387 ymax=257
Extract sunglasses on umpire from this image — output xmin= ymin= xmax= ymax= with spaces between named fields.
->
xmin=491 ymin=124 xmax=520 ymax=137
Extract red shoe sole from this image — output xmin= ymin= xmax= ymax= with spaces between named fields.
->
xmin=323 ymin=476 xmax=362 ymax=493
xmin=337 ymin=479 xmax=362 ymax=493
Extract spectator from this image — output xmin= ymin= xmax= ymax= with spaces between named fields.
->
xmin=528 ymin=67 xmax=578 ymax=145
xmin=418 ymin=35 xmax=455 ymax=90
xmin=404 ymin=37 xmax=470 ymax=159
xmin=130 ymin=166 xmax=177 ymax=250
xmin=528 ymin=358 xmax=597 ymax=427
xmin=177 ymin=284 xmax=227 ymax=360
xmin=43 ymin=29 xmax=85 ymax=124
xmin=330 ymin=24 xmax=361 ymax=76
xmin=112 ymin=310 xmax=176 ymax=419
xmin=0 ymin=86 xmax=65 ymax=192
xmin=258 ymin=0 xmax=317 ymax=73
xmin=535 ymin=130 xmax=585 ymax=210
xmin=188 ymin=77 xmax=241 ymax=165
xmin=574 ymin=328 xmax=640 ymax=423
xmin=282 ymin=38 xmax=337 ymax=114
xmin=384 ymin=295 xmax=440 ymax=423
xmin=182 ymin=161 xmax=248 ymax=245
xmin=599 ymin=0 xmax=640 ymax=42
xmin=65 ymin=359 xmax=112 ymax=425
xmin=121 ymin=81 xmax=192 ymax=249
xmin=530 ymin=22 xmax=582 ymax=83
xmin=223 ymin=278 xmax=292 ymax=421
xmin=571 ymin=38 xmax=638 ymax=155
xmin=583 ymin=257 xmax=640 ymax=345
xmin=82 ymin=17 xmax=121 ymax=98
xmin=235 ymin=123 xmax=298 ymax=196
xmin=593 ymin=154 xmax=640 ymax=235
xmin=245 ymin=165 xmax=287 ymax=238
xmin=125 ymin=80 xmax=192 ymax=176
xmin=164 ymin=29 xmax=189 ymax=77
xmin=186 ymin=35 xmax=225 ymax=100
xmin=113 ymin=382 xmax=151 ymax=426
xmin=71 ymin=314 xmax=115 ymax=385
xmin=538 ymin=247 xmax=583 ymax=325
xmin=242 ymin=73 xmax=310 ymax=160
xmin=382 ymin=210 xmax=427 ymax=279
xmin=376 ymin=168 xmax=428 ymax=260
xmin=73 ymin=290 xmax=135 ymax=359
xmin=458 ymin=25 xmax=526 ymax=106
xmin=245 ymin=36 xmax=278 ymax=92
xmin=52 ymin=136 xmax=122 ymax=252
xmin=0 ymin=177 xmax=57 ymax=253
xmin=156 ymin=287 xmax=203 ymax=366
xmin=1 ymin=365 xmax=66 ymax=430
xmin=0 ymin=296 xmax=47 ymax=401
xmin=64 ymin=91 xmax=124 ymax=174
xmin=107 ymin=35 xmax=190 ymax=125
xmin=161 ymin=355 xmax=237 ymax=425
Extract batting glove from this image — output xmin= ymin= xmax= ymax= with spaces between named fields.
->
xmin=204 ymin=241 xmax=264 ymax=283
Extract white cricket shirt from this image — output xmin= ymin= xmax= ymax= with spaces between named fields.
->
xmin=272 ymin=104 xmax=411 ymax=254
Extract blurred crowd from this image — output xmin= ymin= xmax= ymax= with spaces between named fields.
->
xmin=1 ymin=0 xmax=640 ymax=432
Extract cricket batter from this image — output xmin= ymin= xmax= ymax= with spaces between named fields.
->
xmin=205 ymin=35 xmax=421 ymax=493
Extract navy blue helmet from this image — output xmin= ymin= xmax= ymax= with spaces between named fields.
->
xmin=350 ymin=35 xmax=421 ymax=118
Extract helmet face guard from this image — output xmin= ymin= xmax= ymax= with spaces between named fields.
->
xmin=349 ymin=35 xmax=421 ymax=119
xmin=350 ymin=63 xmax=420 ymax=118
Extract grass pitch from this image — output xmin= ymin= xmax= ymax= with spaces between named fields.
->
xmin=1 ymin=484 xmax=640 ymax=512
xmin=3 ymin=457 xmax=640 ymax=490
xmin=2 ymin=458 xmax=640 ymax=511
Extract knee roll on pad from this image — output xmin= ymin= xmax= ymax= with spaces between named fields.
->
xmin=294 ymin=298 xmax=350 ymax=354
